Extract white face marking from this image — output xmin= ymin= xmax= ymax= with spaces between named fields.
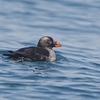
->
xmin=42 ymin=37 xmax=48 ymax=40
xmin=40 ymin=37 xmax=49 ymax=45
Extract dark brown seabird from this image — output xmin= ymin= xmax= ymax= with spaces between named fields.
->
xmin=3 ymin=36 xmax=61 ymax=62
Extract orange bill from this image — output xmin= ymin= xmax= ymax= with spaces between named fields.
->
xmin=55 ymin=41 xmax=62 ymax=47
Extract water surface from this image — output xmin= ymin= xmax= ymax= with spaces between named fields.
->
xmin=0 ymin=0 xmax=100 ymax=100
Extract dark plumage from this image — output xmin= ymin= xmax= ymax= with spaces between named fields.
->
xmin=3 ymin=36 xmax=61 ymax=62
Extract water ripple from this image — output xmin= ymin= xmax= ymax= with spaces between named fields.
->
xmin=0 ymin=0 xmax=100 ymax=100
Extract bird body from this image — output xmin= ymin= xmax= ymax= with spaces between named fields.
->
xmin=3 ymin=36 xmax=61 ymax=62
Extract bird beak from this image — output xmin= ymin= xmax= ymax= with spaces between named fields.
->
xmin=55 ymin=41 xmax=62 ymax=47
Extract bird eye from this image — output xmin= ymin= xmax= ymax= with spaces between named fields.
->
xmin=46 ymin=39 xmax=51 ymax=44
xmin=47 ymin=39 xmax=50 ymax=42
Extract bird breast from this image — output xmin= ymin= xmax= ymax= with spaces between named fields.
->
xmin=46 ymin=48 xmax=56 ymax=61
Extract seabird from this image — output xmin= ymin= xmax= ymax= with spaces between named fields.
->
xmin=3 ymin=36 xmax=61 ymax=62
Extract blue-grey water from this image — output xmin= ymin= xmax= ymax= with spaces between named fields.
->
xmin=0 ymin=0 xmax=100 ymax=100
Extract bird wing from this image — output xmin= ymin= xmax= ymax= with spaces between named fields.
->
xmin=8 ymin=47 xmax=49 ymax=61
